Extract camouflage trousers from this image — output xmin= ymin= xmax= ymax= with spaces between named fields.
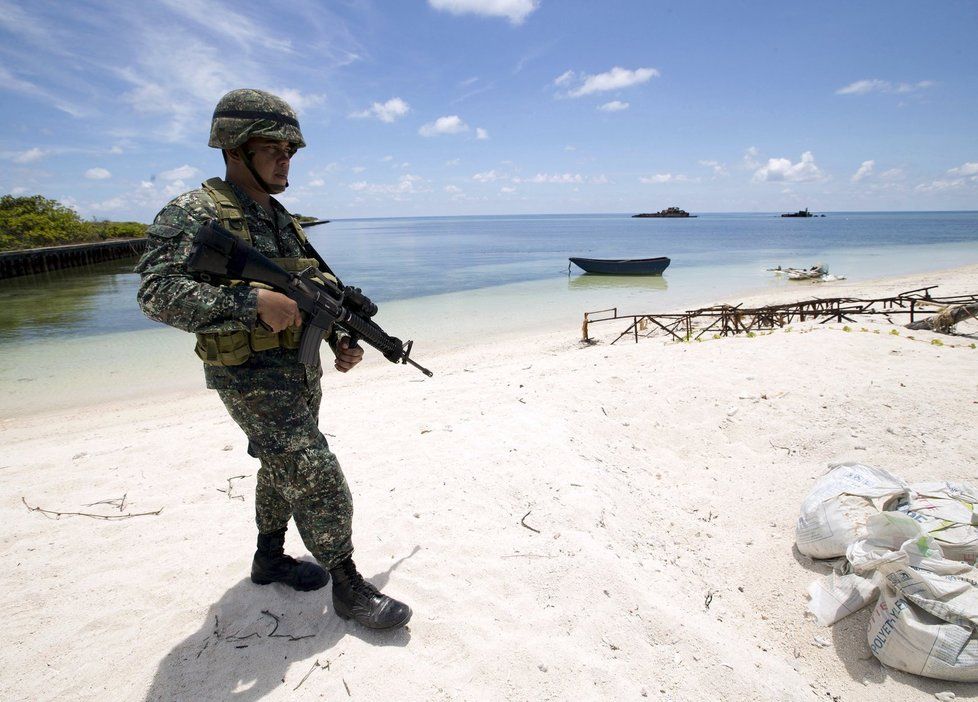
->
xmin=216 ymin=370 xmax=354 ymax=569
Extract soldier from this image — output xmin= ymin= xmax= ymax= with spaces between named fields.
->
xmin=136 ymin=89 xmax=411 ymax=630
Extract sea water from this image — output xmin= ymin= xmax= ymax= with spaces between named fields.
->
xmin=2 ymin=212 xmax=977 ymax=415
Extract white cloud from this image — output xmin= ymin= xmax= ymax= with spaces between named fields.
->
xmin=851 ymin=160 xmax=875 ymax=183
xmin=309 ymin=178 xmax=325 ymax=187
xmin=352 ymin=166 xmax=366 ymax=173
xmin=836 ymin=79 xmax=935 ymax=95
xmin=272 ymin=88 xmax=326 ymax=113
xmin=916 ymin=179 xmax=962 ymax=193
xmin=639 ymin=173 xmax=689 ymax=184
xmin=553 ymin=70 xmax=575 ymax=86
xmin=879 ymin=168 xmax=904 ymax=180
xmin=742 ymin=146 xmax=760 ymax=170
xmin=12 ymin=147 xmax=46 ymax=163
xmin=85 ymin=167 xmax=111 ymax=180
xmin=947 ymin=162 xmax=978 ymax=177
xmin=419 ymin=115 xmax=469 ymax=136
xmin=699 ymin=160 xmax=727 ymax=177
xmin=917 ymin=162 xmax=978 ymax=192
xmin=476 ymin=127 xmax=490 ymax=140
xmin=473 ymin=169 xmax=503 ymax=182
xmin=428 ymin=0 xmax=539 ymax=25
xmin=565 ymin=66 xmax=659 ymax=98
xmin=500 ymin=186 xmax=516 ymax=193
xmin=159 ymin=164 xmax=199 ymax=181
xmin=531 ymin=173 xmax=582 ymax=184
xmin=752 ymin=151 xmax=824 ymax=183
xmin=598 ymin=100 xmax=629 ymax=112
xmin=350 ymin=97 xmax=410 ymax=123
xmin=10 ymin=186 xmax=29 ymax=195
xmin=445 ymin=158 xmax=460 ymax=166
xmin=348 ymin=174 xmax=428 ymax=197
xmin=158 ymin=0 xmax=293 ymax=52
xmin=444 ymin=185 xmax=462 ymax=193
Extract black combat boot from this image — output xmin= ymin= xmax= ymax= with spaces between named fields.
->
xmin=329 ymin=557 xmax=412 ymax=629
xmin=251 ymin=528 xmax=329 ymax=591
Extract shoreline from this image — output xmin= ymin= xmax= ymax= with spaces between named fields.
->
xmin=3 ymin=261 xmax=976 ymax=423
xmin=2 ymin=262 xmax=977 ymax=700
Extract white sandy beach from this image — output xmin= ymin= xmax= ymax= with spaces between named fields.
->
xmin=2 ymin=264 xmax=978 ymax=701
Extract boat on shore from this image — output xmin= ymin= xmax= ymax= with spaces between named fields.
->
xmin=632 ymin=207 xmax=695 ymax=218
xmin=569 ymin=256 xmax=671 ymax=275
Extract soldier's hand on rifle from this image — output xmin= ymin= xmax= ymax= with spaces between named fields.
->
xmin=333 ymin=337 xmax=364 ymax=373
xmin=256 ymin=289 xmax=302 ymax=332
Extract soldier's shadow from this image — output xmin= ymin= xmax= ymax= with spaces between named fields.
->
xmin=144 ymin=550 xmax=417 ymax=702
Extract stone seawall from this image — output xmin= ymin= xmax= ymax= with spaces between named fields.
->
xmin=0 ymin=238 xmax=147 ymax=279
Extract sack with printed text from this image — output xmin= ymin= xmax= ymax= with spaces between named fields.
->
xmin=795 ymin=462 xmax=908 ymax=560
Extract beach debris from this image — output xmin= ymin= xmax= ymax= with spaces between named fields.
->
xmin=343 ymin=678 xmax=351 ymax=696
xmin=262 ymin=609 xmax=316 ymax=641
xmin=795 ymin=463 xmax=908 ymax=560
xmin=84 ymin=494 xmax=127 ymax=512
xmin=21 ymin=496 xmax=162 ymax=520
xmin=935 ymin=692 xmax=956 ymax=701
xmin=906 ymin=302 xmax=978 ymax=334
xmin=582 ymin=285 xmax=978 ymax=344
xmin=293 ymin=658 xmax=327 ymax=692
xmin=216 ymin=474 xmax=249 ymax=501
xmin=520 ymin=510 xmax=541 ymax=534
xmin=812 ymin=635 xmax=831 ymax=648
xmin=799 ymin=465 xmax=978 ymax=681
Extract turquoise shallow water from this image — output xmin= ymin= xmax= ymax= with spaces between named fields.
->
xmin=1 ymin=211 xmax=977 ymax=345
xmin=1 ymin=211 xmax=977 ymax=416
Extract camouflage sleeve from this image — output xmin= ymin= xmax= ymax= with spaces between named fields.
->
xmin=135 ymin=201 xmax=259 ymax=334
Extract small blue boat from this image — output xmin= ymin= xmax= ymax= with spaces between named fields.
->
xmin=569 ymin=256 xmax=671 ymax=275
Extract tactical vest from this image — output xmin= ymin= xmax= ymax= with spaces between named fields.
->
xmin=194 ymin=177 xmax=335 ymax=366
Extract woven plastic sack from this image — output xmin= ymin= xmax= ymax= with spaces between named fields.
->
xmin=852 ymin=513 xmax=978 ymax=681
xmin=795 ymin=463 xmax=908 ymax=560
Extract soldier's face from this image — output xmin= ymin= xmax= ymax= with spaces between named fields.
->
xmin=247 ymin=138 xmax=294 ymax=189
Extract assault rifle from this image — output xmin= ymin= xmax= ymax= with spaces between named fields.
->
xmin=187 ymin=220 xmax=432 ymax=377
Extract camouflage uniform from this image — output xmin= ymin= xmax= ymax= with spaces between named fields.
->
xmin=135 ymin=180 xmax=354 ymax=569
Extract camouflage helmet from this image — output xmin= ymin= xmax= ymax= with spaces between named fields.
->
xmin=208 ymin=89 xmax=306 ymax=151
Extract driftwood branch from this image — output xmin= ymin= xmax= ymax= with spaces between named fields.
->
xmin=216 ymin=474 xmax=249 ymax=501
xmin=84 ymin=494 xmax=127 ymax=512
xmin=906 ymin=303 xmax=978 ymax=333
xmin=520 ymin=510 xmax=541 ymax=533
xmin=293 ymin=658 xmax=327 ymax=691
xmin=22 ymin=497 xmax=162 ymax=520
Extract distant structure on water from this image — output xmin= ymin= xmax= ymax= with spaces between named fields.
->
xmin=781 ymin=208 xmax=826 ymax=218
xmin=632 ymin=206 xmax=696 ymax=218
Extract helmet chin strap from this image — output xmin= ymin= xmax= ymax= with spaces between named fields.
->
xmin=239 ymin=147 xmax=288 ymax=195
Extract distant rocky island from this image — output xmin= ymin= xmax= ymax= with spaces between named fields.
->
xmin=632 ymin=206 xmax=696 ymax=218
xmin=781 ymin=208 xmax=826 ymax=218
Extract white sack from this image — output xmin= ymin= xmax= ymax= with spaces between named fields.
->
xmin=806 ymin=572 xmax=878 ymax=627
xmin=795 ymin=462 xmax=908 ymax=559
xmin=896 ymin=481 xmax=978 ymax=564
xmin=853 ymin=513 xmax=978 ymax=681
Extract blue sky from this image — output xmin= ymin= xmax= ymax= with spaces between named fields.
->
xmin=1 ymin=0 xmax=976 ymax=220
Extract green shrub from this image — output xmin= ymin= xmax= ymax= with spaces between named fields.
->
xmin=0 ymin=194 xmax=146 ymax=251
